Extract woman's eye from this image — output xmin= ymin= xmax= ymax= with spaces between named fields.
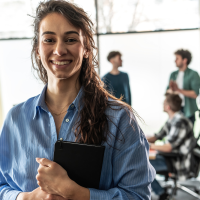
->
xmin=66 ymin=39 xmax=76 ymax=42
xmin=44 ymin=39 xmax=54 ymax=43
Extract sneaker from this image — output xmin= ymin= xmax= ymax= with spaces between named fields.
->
xmin=158 ymin=193 xmax=169 ymax=200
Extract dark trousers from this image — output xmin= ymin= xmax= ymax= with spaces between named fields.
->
xmin=181 ymin=107 xmax=195 ymax=126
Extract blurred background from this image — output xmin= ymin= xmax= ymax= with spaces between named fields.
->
xmin=0 ymin=0 xmax=200 ymax=136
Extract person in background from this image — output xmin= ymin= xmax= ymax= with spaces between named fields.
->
xmin=167 ymin=49 xmax=200 ymax=125
xmin=0 ymin=1 xmax=155 ymax=200
xmin=147 ymin=93 xmax=195 ymax=200
xmin=102 ymin=51 xmax=132 ymax=105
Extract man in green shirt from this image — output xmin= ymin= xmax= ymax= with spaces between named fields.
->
xmin=167 ymin=49 xmax=200 ymax=125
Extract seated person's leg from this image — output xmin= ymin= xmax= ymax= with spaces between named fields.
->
xmin=150 ymin=155 xmax=168 ymax=196
xmin=151 ymin=179 xmax=165 ymax=196
xmin=150 ymin=155 xmax=168 ymax=172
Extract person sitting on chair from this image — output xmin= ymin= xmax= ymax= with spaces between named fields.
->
xmin=147 ymin=93 xmax=195 ymax=200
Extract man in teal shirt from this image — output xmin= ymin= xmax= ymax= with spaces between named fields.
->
xmin=167 ymin=49 xmax=200 ymax=125
xmin=102 ymin=51 xmax=131 ymax=106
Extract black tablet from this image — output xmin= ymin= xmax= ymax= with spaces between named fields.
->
xmin=53 ymin=139 xmax=105 ymax=189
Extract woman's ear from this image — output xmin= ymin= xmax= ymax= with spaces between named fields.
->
xmin=84 ymin=54 xmax=88 ymax=58
xmin=83 ymin=49 xmax=89 ymax=58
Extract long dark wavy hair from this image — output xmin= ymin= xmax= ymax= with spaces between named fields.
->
xmin=31 ymin=0 xmax=141 ymax=145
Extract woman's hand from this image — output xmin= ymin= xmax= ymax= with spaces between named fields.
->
xmin=16 ymin=187 xmax=68 ymax=200
xmin=36 ymin=158 xmax=77 ymax=199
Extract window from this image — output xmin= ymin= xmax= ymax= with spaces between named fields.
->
xmin=0 ymin=0 xmax=96 ymax=39
xmin=97 ymin=0 xmax=199 ymax=33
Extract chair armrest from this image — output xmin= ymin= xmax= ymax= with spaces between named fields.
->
xmin=157 ymin=151 xmax=182 ymax=158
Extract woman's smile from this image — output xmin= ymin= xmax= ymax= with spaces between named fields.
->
xmin=50 ymin=59 xmax=73 ymax=69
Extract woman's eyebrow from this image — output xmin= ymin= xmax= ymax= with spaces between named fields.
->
xmin=42 ymin=31 xmax=80 ymax=36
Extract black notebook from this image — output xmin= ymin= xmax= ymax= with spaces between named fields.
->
xmin=53 ymin=140 xmax=105 ymax=189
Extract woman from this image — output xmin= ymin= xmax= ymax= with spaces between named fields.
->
xmin=0 ymin=1 xmax=155 ymax=200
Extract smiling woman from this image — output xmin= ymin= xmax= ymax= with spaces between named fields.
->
xmin=0 ymin=1 xmax=155 ymax=200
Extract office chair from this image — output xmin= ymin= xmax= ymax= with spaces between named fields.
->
xmin=157 ymin=135 xmax=200 ymax=200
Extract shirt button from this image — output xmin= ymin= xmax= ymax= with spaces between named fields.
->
xmin=65 ymin=118 xmax=69 ymax=123
xmin=71 ymin=104 xmax=74 ymax=108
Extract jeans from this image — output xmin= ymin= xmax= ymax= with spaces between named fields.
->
xmin=150 ymin=155 xmax=168 ymax=195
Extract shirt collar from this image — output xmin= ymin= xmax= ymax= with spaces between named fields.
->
xmin=184 ymin=67 xmax=190 ymax=74
xmin=177 ymin=67 xmax=189 ymax=74
xmin=33 ymin=85 xmax=84 ymax=119
xmin=33 ymin=85 xmax=48 ymax=119
xmin=167 ymin=111 xmax=183 ymax=123
xmin=72 ymin=86 xmax=84 ymax=110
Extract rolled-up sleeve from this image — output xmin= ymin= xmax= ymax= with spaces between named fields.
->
xmin=190 ymin=72 xmax=200 ymax=95
xmin=0 ymin=115 xmax=21 ymax=200
xmin=0 ymin=172 xmax=21 ymax=200
xmin=0 ymin=139 xmax=21 ymax=200
xmin=89 ymin=110 xmax=156 ymax=200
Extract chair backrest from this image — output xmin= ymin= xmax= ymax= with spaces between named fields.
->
xmin=192 ymin=147 xmax=200 ymax=177
xmin=190 ymin=133 xmax=200 ymax=178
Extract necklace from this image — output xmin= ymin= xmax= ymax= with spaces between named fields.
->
xmin=45 ymin=101 xmax=69 ymax=116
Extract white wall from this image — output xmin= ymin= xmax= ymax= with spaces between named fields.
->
xmin=99 ymin=30 xmax=200 ymax=135
xmin=0 ymin=39 xmax=44 ymax=122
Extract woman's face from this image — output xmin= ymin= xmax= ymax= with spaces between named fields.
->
xmin=37 ymin=13 xmax=86 ymax=81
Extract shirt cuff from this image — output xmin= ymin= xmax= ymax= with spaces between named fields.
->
xmin=4 ymin=190 xmax=21 ymax=200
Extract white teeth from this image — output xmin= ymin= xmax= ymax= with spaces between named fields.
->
xmin=52 ymin=61 xmax=70 ymax=65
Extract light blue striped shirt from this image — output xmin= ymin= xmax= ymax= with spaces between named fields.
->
xmin=0 ymin=86 xmax=155 ymax=200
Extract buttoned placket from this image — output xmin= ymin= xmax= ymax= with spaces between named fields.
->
xmin=48 ymin=112 xmax=57 ymax=159
xmin=58 ymin=104 xmax=76 ymax=141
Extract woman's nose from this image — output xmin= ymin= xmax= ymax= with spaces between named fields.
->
xmin=53 ymin=41 xmax=67 ymax=56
